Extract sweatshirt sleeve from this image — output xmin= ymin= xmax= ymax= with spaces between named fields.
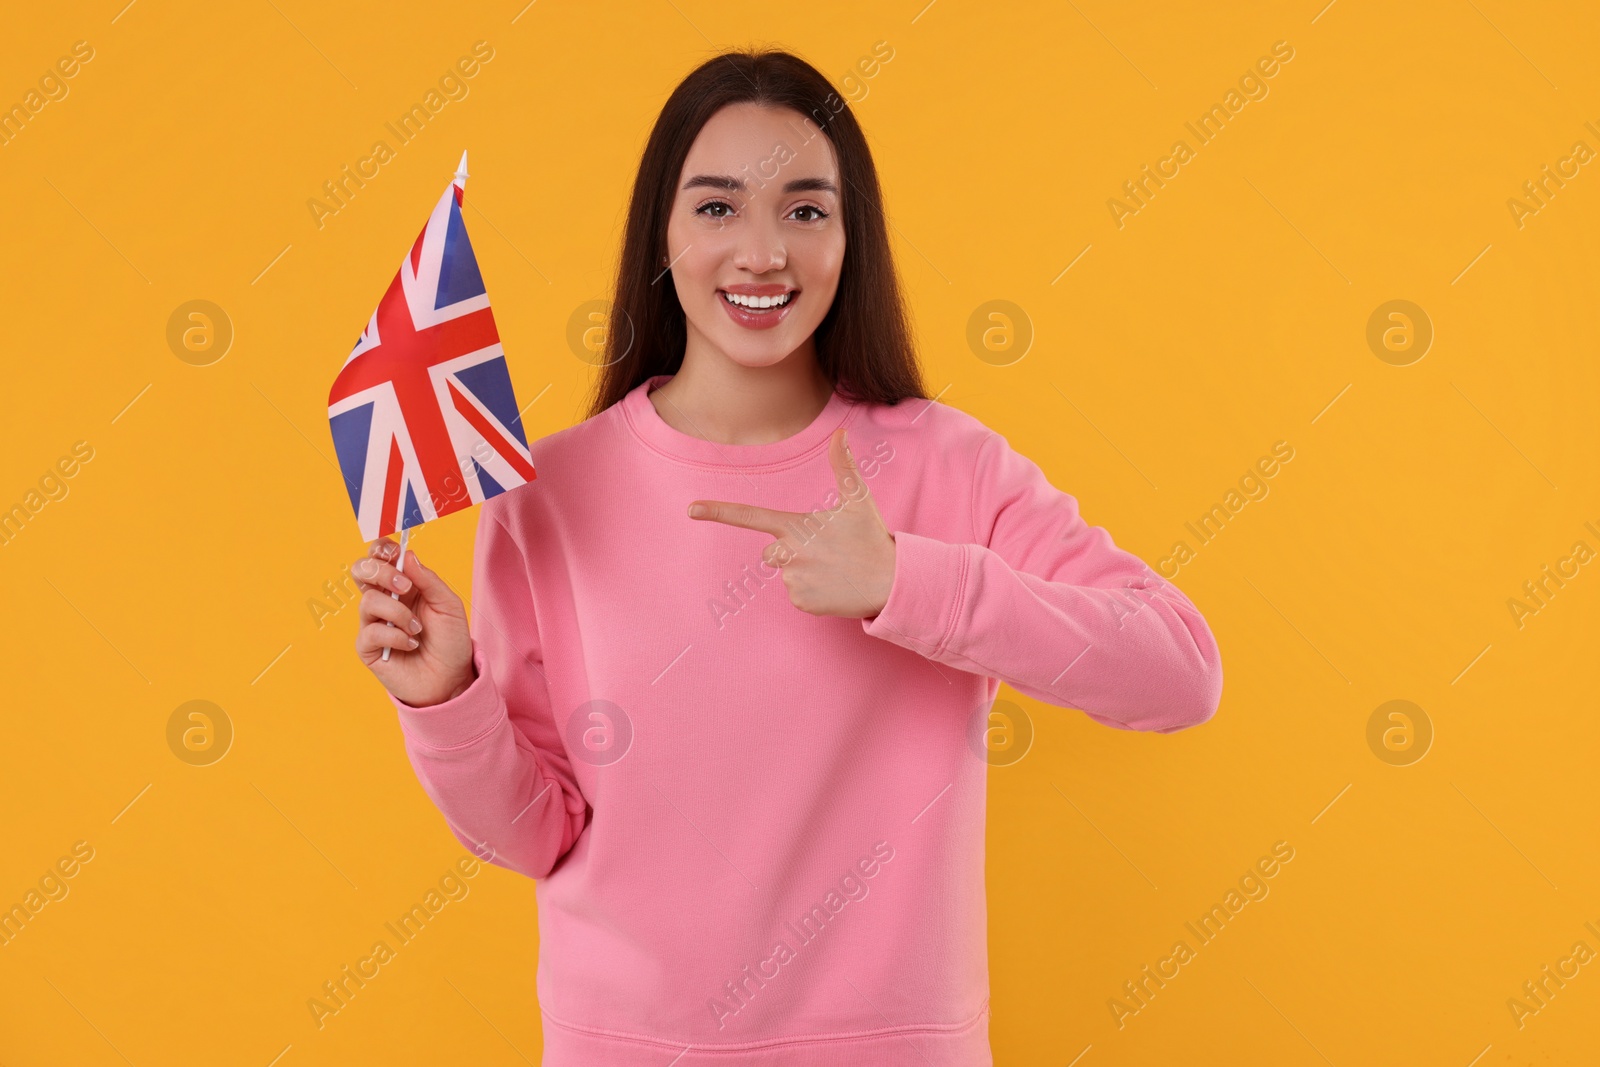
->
xmin=861 ymin=429 xmax=1222 ymax=733
xmin=388 ymin=508 xmax=589 ymax=878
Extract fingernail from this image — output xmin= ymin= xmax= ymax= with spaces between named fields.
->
xmin=408 ymin=637 xmax=419 ymax=648
xmin=409 ymin=619 xmax=422 ymax=634
xmin=688 ymin=504 xmax=706 ymax=519
xmin=394 ymin=575 xmax=412 ymax=591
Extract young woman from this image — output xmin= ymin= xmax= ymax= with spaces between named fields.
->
xmin=352 ymin=48 xmax=1221 ymax=1066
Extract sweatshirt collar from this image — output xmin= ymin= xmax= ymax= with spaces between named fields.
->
xmin=620 ymin=373 xmax=856 ymax=469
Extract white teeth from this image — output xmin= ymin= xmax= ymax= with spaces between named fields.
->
xmin=723 ymin=291 xmax=792 ymax=309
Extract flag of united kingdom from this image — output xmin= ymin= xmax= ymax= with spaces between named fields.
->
xmin=328 ymin=152 xmax=535 ymax=542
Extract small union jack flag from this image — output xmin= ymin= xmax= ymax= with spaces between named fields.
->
xmin=328 ymin=151 xmax=535 ymax=542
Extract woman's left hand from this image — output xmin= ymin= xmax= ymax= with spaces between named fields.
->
xmin=688 ymin=428 xmax=897 ymax=620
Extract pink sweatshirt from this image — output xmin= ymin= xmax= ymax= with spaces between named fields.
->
xmin=389 ymin=373 xmax=1222 ymax=1065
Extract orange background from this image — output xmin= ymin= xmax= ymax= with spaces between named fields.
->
xmin=2 ymin=1 xmax=1597 ymax=1064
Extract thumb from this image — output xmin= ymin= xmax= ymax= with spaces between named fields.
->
xmin=395 ymin=548 xmax=456 ymax=608
xmin=829 ymin=427 xmax=868 ymax=505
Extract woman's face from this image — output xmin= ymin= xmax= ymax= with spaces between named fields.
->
xmin=664 ymin=102 xmax=845 ymax=370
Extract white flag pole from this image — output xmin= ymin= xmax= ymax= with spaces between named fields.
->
xmin=380 ymin=525 xmax=411 ymax=663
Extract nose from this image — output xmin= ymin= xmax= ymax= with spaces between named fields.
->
xmin=732 ymin=212 xmax=786 ymax=273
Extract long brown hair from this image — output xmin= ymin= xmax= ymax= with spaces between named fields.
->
xmin=583 ymin=48 xmax=927 ymax=420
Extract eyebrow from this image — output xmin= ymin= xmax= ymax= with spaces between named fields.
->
xmin=682 ymin=174 xmax=838 ymax=196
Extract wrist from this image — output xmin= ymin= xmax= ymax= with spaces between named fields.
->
xmin=445 ymin=661 xmax=478 ymax=702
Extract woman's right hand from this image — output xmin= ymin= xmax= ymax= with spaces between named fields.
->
xmin=352 ymin=537 xmax=476 ymax=708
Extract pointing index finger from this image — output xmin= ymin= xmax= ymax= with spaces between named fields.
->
xmin=688 ymin=500 xmax=796 ymax=537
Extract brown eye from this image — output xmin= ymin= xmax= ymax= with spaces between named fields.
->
xmin=695 ymin=201 xmax=734 ymax=219
xmin=791 ymin=205 xmax=829 ymax=222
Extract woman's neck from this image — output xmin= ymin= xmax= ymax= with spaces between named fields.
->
xmin=647 ymin=341 xmax=834 ymax=447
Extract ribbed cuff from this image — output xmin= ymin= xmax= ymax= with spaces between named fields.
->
xmin=860 ymin=531 xmax=972 ymax=658
xmin=389 ymin=642 xmax=508 ymax=751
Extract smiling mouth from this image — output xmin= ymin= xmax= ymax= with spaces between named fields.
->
xmin=720 ymin=289 xmax=797 ymax=311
